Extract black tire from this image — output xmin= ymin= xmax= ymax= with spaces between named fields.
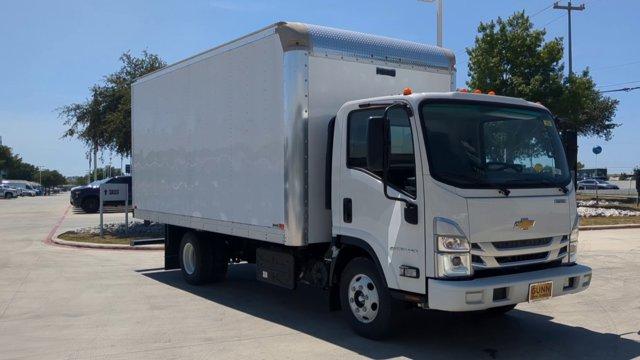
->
xmin=5 ymin=192 xmax=13 ymax=199
xmin=179 ymin=232 xmax=228 ymax=285
xmin=340 ymin=257 xmax=395 ymax=340
xmin=81 ymin=196 xmax=99 ymax=213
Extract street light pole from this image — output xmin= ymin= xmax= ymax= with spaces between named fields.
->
xmin=418 ymin=0 xmax=443 ymax=47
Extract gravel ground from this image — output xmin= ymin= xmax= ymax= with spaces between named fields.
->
xmin=72 ymin=220 xmax=164 ymax=238
xmin=578 ymin=207 xmax=640 ymax=217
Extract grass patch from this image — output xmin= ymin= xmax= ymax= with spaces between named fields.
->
xmin=57 ymin=231 xmax=154 ymax=245
xmin=580 ymin=216 xmax=640 ymax=226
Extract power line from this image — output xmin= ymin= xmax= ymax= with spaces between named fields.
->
xmin=599 ymin=86 xmax=640 ymax=93
xmin=543 ymin=13 xmax=566 ymax=27
xmin=531 ymin=3 xmax=555 ymax=17
xmin=597 ymin=80 xmax=640 ymax=88
xmin=590 ymin=60 xmax=640 ymax=72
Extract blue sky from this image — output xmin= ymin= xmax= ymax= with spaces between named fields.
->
xmin=1 ymin=0 xmax=638 ymax=176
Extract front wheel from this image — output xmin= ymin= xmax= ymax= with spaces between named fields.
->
xmin=81 ymin=197 xmax=99 ymax=213
xmin=5 ymin=192 xmax=13 ymax=199
xmin=340 ymin=257 xmax=395 ymax=340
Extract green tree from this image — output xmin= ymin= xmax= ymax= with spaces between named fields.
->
xmin=59 ymin=51 xmax=165 ymax=157
xmin=466 ymin=11 xmax=619 ymax=140
xmin=40 ymin=169 xmax=66 ymax=188
xmin=577 ymin=161 xmax=585 ymax=170
xmin=0 ymin=145 xmax=37 ymax=181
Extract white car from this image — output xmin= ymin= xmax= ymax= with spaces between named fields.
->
xmin=0 ymin=185 xmax=18 ymax=199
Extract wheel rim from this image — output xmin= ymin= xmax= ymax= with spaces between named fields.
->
xmin=348 ymin=273 xmax=380 ymax=323
xmin=182 ymin=242 xmax=196 ymax=275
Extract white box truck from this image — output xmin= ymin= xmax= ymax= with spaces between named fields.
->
xmin=132 ymin=22 xmax=591 ymax=339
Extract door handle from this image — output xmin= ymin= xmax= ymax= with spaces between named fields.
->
xmin=343 ymin=198 xmax=352 ymax=223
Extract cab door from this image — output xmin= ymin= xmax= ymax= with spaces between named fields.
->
xmin=333 ymin=103 xmax=426 ymax=294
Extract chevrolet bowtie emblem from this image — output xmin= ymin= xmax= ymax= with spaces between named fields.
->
xmin=514 ymin=218 xmax=535 ymax=231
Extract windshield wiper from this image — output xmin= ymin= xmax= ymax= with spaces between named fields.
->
xmin=504 ymin=178 xmax=569 ymax=194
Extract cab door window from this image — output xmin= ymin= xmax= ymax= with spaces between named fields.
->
xmin=346 ymin=107 xmax=416 ymax=197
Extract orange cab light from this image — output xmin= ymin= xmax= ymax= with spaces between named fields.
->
xmin=473 ymin=89 xmax=482 ymax=94
xmin=459 ymin=88 xmax=468 ymax=93
xmin=488 ymin=90 xmax=496 ymax=95
xmin=403 ymin=87 xmax=413 ymax=95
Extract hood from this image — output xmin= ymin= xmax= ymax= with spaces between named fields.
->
xmin=71 ymin=184 xmax=96 ymax=191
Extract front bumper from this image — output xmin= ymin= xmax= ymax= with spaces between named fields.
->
xmin=427 ymin=264 xmax=591 ymax=311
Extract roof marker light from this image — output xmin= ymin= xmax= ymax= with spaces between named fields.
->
xmin=473 ymin=89 xmax=482 ymax=94
xmin=403 ymin=87 xmax=413 ymax=95
xmin=459 ymin=88 xmax=468 ymax=93
xmin=488 ymin=90 xmax=496 ymax=95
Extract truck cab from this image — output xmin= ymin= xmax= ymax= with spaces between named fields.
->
xmin=327 ymin=90 xmax=590 ymax=331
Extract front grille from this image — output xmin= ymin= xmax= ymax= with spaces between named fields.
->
xmin=471 ymin=255 xmax=484 ymax=264
xmin=495 ymin=251 xmax=548 ymax=264
xmin=473 ymin=259 xmax=563 ymax=278
xmin=492 ymin=237 xmax=552 ymax=250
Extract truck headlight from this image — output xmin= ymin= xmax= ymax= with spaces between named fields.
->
xmin=434 ymin=218 xmax=472 ymax=278
xmin=566 ymin=219 xmax=579 ymax=264
xmin=436 ymin=235 xmax=470 ymax=252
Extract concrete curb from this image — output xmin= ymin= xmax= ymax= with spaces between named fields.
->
xmin=51 ymin=235 xmax=164 ymax=251
xmin=44 ymin=204 xmax=163 ymax=251
xmin=579 ymin=224 xmax=640 ymax=231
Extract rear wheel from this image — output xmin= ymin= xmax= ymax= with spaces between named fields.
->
xmin=81 ymin=196 xmax=99 ymax=213
xmin=5 ymin=192 xmax=13 ymax=199
xmin=340 ymin=257 xmax=395 ymax=340
xmin=179 ymin=232 xmax=228 ymax=285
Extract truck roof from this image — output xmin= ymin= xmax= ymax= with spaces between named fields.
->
xmin=344 ymin=91 xmax=549 ymax=112
xmin=135 ymin=22 xmax=456 ymax=84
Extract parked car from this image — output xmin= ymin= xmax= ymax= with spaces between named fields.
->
xmin=21 ymin=189 xmax=37 ymax=197
xmin=0 ymin=184 xmax=18 ymax=199
xmin=1 ymin=181 xmax=23 ymax=196
xmin=70 ymin=176 xmax=132 ymax=213
xmin=577 ymin=178 xmax=620 ymax=190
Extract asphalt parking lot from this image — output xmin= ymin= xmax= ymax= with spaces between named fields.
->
xmin=0 ymin=195 xmax=639 ymax=359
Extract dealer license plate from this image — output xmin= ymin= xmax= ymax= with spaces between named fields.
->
xmin=528 ymin=281 xmax=553 ymax=302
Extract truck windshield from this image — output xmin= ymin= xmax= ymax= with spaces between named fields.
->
xmin=419 ymin=101 xmax=571 ymax=189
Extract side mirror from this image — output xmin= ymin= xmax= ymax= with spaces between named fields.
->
xmin=366 ymin=115 xmax=385 ymax=173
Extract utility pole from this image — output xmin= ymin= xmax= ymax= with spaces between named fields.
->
xmin=553 ymin=1 xmax=585 ymax=185
xmin=553 ymin=1 xmax=585 ymax=75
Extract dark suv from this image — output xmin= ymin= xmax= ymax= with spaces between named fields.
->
xmin=70 ymin=176 xmax=132 ymax=213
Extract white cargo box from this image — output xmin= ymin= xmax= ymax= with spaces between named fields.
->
xmin=132 ymin=22 xmax=455 ymax=246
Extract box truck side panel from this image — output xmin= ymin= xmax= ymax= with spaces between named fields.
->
xmin=133 ymin=34 xmax=286 ymax=242
xmin=305 ymin=55 xmax=454 ymax=244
